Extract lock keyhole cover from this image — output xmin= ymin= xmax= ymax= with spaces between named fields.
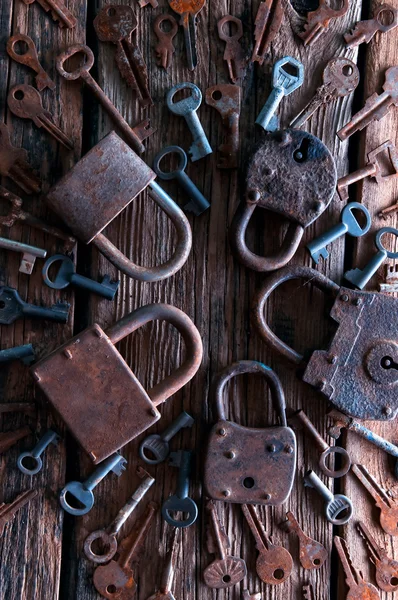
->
xmin=366 ymin=341 xmax=398 ymax=384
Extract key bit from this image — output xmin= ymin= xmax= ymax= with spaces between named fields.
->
xmin=0 ymin=427 xmax=31 ymax=455
xmin=302 ymin=584 xmax=314 ymax=600
xmin=334 ymin=536 xmax=380 ymax=600
xmin=205 ymin=84 xmax=241 ymax=169
xmin=357 ymin=520 xmax=398 ymax=592
xmin=352 ymin=464 xmax=398 ymax=536
xmin=345 ymin=4 xmax=398 ymax=48
xmin=251 ymin=0 xmax=284 ymax=64
xmin=168 ymin=0 xmax=206 ymax=71
xmin=0 ymin=122 xmax=41 ymax=195
xmin=281 ymin=511 xmax=327 ymax=570
xmin=0 ymin=489 xmax=38 ymax=535
xmin=0 ymin=344 xmax=35 ymax=365
xmin=0 ymin=286 xmax=70 ymax=325
xmin=153 ymin=14 xmax=178 ymax=70
xmin=146 ymin=528 xmax=179 ymax=599
xmin=217 ymin=16 xmax=247 ymax=84
xmin=21 ymin=0 xmax=77 ymax=28
xmin=7 ymin=34 xmax=55 ymax=91
xmin=298 ymin=0 xmax=349 ymax=46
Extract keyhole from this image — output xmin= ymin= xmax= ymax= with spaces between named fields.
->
xmin=381 ymin=356 xmax=398 ymax=370
xmin=293 ymin=138 xmax=310 ymax=162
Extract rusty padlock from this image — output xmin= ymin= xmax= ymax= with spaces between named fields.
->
xmin=30 ymin=304 xmax=203 ymax=463
xmin=204 ymin=361 xmax=296 ymax=505
xmin=230 ymin=129 xmax=337 ymax=272
xmin=45 ymin=131 xmax=192 ymax=282
xmin=253 ymin=265 xmax=398 ymax=421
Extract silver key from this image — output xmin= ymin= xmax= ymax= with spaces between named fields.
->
xmin=0 ymin=236 xmax=46 ymax=275
xmin=307 ymin=202 xmax=371 ymax=263
xmin=304 ymin=469 xmax=353 ymax=525
xmin=256 ymin=56 xmax=304 ymax=131
xmin=17 ymin=429 xmax=60 ymax=475
xmin=139 ymin=410 xmax=194 ymax=464
xmin=166 ymin=83 xmax=212 ymax=162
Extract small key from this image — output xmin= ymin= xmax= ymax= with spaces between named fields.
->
xmin=334 ymin=536 xmax=380 ymax=600
xmin=166 ymin=83 xmax=212 ymax=161
xmin=146 ymin=528 xmax=179 ymax=600
xmin=7 ymin=34 xmax=55 ymax=91
xmin=153 ymin=14 xmax=178 ymax=71
xmin=338 ymin=67 xmax=398 ymax=141
xmin=94 ymin=5 xmax=152 ymax=108
xmin=306 ymin=202 xmax=371 ymax=264
xmin=0 ymin=427 xmax=32 ymax=455
xmin=251 ymin=0 xmax=284 ymax=65
xmin=0 ymin=343 xmax=35 ymax=365
xmin=345 ymin=4 xmax=398 ymax=49
xmin=84 ymin=467 xmax=154 ymax=563
xmin=0 ymin=122 xmax=41 ymax=195
xmin=344 ymin=227 xmax=398 ymax=289
xmin=168 ymin=0 xmax=206 ymax=71
xmin=0 ymin=286 xmax=70 ymax=325
xmin=298 ymin=0 xmax=349 ymax=46
xmin=162 ymin=450 xmax=198 ymax=528
xmin=280 ymin=511 xmax=327 ymax=570
xmin=153 ymin=146 xmax=210 ymax=216
xmin=0 ymin=236 xmax=46 ymax=275
xmin=256 ymin=56 xmax=304 ymax=132
xmin=93 ymin=501 xmax=157 ymax=599
xmin=56 ymin=45 xmax=155 ymax=154
xmin=7 ymin=85 xmax=73 ymax=150
xmin=21 ymin=0 xmax=76 ymax=28
xmin=203 ymin=500 xmax=247 ymax=588
xmin=139 ymin=410 xmax=194 ymax=464
xmin=242 ymin=591 xmax=261 ymax=600
xmin=351 ymin=463 xmax=398 ymax=536
xmin=242 ymin=503 xmax=293 ymax=585
xmin=290 ymin=409 xmax=351 ymax=478
xmin=217 ymin=16 xmax=246 ymax=84
xmin=302 ymin=584 xmax=315 ymax=600
xmin=205 ymin=84 xmax=241 ymax=169
xmin=290 ymin=58 xmax=359 ymax=129
xmin=60 ymin=453 xmax=127 ymax=516
xmin=357 ymin=521 xmax=398 ymax=593
xmin=0 ymin=489 xmax=38 ymax=535
xmin=17 ymin=429 xmax=59 ymax=476
xmin=304 ymin=469 xmax=353 ymax=525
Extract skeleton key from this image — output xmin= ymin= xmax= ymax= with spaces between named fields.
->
xmin=304 ymin=470 xmax=353 ymax=525
xmin=352 ymin=464 xmax=398 ymax=536
xmin=252 ymin=0 xmax=284 ymax=65
xmin=168 ymin=0 xmax=206 ymax=71
xmin=7 ymin=85 xmax=73 ymax=150
xmin=93 ymin=501 xmax=157 ymax=599
xmin=357 ymin=521 xmax=398 ymax=593
xmin=94 ymin=5 xmax=152 ymax=108
xmin=217 ymin=16 xmax=246 ymax=84
xmin=7 ymin=34 xmax=55 ymax=91
xmin=21 ymin=0 xmax=77 ymax=29
xmin=17 ymin=429 xmax=59 ymax=476
xmin=139 ymin=411 xmax=194 ymax=465
xmin=0 ymin=286 xmax=70 ymax=325
xmin=302 ymin=584 xmax=315 ymax=600
xmin=281 ymin=511 xmax=327 ymax=570
xmin=345 ymin=4 xmax=398 ymax=49
xmin=0 ymin=427 xmax=32 ymax=455
xmin=0 ymin=122 xmax=40 ymax=195
xmin=162 ymin=450 xmax=198 ymax=528
xmin=241 ymin=503 xmax=293 ymax=585
xmin=0 ymin=344 xmax=35 ymax=365
xmin=298 ymin=0 xmax=349 ymax=46
xmin=0 ymin=236 xmax=46 ymax=275
xmin=338 ymin=67 xmax=398 ymax=141
xmin=290 ymin=58 xmax=359 ymax=129
xmin=0 ymin=489 xmax=38 ymax=535
xmin=334 ymin=536 xmax=380 ymax=600
xmin=203 ymin=500 xmax=247 ymax=588
xmin=153 ymin=14 xmax=178 ymax=70
xmin=205 ymin=84 xmax=241 ymax=169
xmin=146 ymin=528 xmax=179 ymax=600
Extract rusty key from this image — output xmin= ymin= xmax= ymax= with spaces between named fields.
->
xmin=138 ymin=0 xmax=158 ymax=7
xmin=7 ymin=34 xmax=55 ymax=92
xmin=334 ymin=536 xmax=380 ymax=600
xmin=217 ymin=16 xmax=246 ymax=84
xmin=0 ymin=427 xmax=31 ymax=455
xmin=357 ymin=521 xmax=398 ymax=593
xmin=169 ymin=0 xmax=206 ymax=71
xmin=21 ymin=0 xmax=77 ymax=29
xmin=281 ymin=511 xmax=327 ymax=570
xmin=146 ymin=528 xmax=179 ymax=599
xmin=205 ymin=84 xmax=241 ymax=169
xmin=298 ymin=0 xmax=349 ymax=46
xmin=0 ymin=489 xmax=38 ymax=535
xmin=345 ymin=4 xmax=398 ymax=49
xmin=153 ymin=14 xmax=178 ymax=70
xmin=352 ymin=464 xmax=398 ymax=536
xmin=251 ymin=0 xmax=284 ymax=64
xmin=0 ymin=122 xmax=40 ymax=195
xmin=302 ymin=584 xmax=315 ymax=600
xmin=243 ymin=592 xmax=261 ymax=600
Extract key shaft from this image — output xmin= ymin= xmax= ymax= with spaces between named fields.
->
xmin=0 ymin=427 xmax=31 ymax=455
xmin=0 ymin=489 xmax=38 ymax=535
xmin=17 ymin=429 xmax=59 ymax=475
xmin=22 ymin=0 xmax=77 ymax=28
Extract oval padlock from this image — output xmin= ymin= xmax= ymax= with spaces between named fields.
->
xmin=45 ymin=131 xmax=192 ymax=283
xmin=31 ymin=303 xmax=203 ymax=463
xmin=204 ymin=360 xmax=296 ymax=505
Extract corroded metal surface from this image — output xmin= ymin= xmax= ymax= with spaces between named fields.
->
xmin=251 ymin=0 xmax=284 ymax=64
xmin=205 ymin=84 xmax=241 ymax=169
xmin=217 ymin=16 xmax=246 ymax=83
xmin=298 ymin=0 xmax=349 ymax=45
xmin=0 ymin=427 xmax=31 ymax=455
xmin=21 ymin=0 xmax=77 ymax=28
xmin=282 ymin=511 xmax=327 ymax=570
xmin=344 ymin=3 xmax=398 ymax=48
xmin=0 ymin=123 xmax=41 ymax=194
xmin=358 ymin=521 xmax=398 ymax=593
xmin=6 ymin=34 xmax=55 ymax=91
xmin=153 ymin=14 xmax=178 ymax=70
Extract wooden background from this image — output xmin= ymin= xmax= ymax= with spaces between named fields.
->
xmin=1 ymin=0 xmax=398 ymax=598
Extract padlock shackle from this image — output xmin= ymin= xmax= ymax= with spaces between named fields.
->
xmin=106 ymin=303 xmax=203 ymax=406
xmin=214 ymin=360 xmax=287 ymax=426
xmin=252 ymin=266 xmax=340 ymax=365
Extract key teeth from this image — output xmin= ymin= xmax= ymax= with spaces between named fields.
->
xmin=112 ymin=457 xmax=128 ymax=476
xmin=169 ymin=450 xmax=182 ymax=467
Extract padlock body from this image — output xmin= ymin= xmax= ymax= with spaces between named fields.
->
xmin=31 ymin=324 xmax=160 ymax=463
xmin=204 ymin=420 xmax=296 ymax=505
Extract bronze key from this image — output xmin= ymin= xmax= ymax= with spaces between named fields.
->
xmin=7 ymin=34 xmax=55 ymax=92
xmin=0 ymin=489 xmax=38 ymax=535
xmin=357 ymin=521 xmax=398 ymax=593
xmin=153 ymin=14 xmax=178 ymax=70
xmin=298 ymin=0 xmax=349 ymax=46
xmin=334 ymin=536 xmax=380 ymax=600
xmin=169 ymin=0 xmax=206 ymax=71
xmin=217 ymin=16 xmax=246 ymax=84
xmin=251 ymin=0 xmax=284 ymax=65
xmin=281 ymin=511 xmax=327 ymax=570
xmin=146 ymin=528 xmax=179 ymax=599
xmin=0 ymin=122 xmax=40 ymax=194
xmin=352 ymin=464 xmax=398 ymax=536
xmin=21 ymin=0 xmax=77 ymax=28
xmin=345 ymin=4 xmax=398 ymax=49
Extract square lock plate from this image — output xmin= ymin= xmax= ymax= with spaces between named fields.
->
xmin=31 ymin=324 xmax=160 ymax=463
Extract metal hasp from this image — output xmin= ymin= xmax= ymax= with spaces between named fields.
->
xmin=230 ymin=129 xmax=337 ymax=272
xmin=251 ymin=0 xmax=284 ymax=64
xmin=45 ymin=131 xmax=192 ymax=282
xmin=30 ymin=303 xmax=203 ymax=464
xmin=252 ymin=265 xmax=398 ymax=420
xmin=204 ymin=360 xmax=296 ymax=505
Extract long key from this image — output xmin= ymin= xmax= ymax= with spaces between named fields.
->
xmin=7 ymin=85 xmax=73 ymax=150
xmin=251 ymin=0 xmax=284 ymax=65
xmin=338 ymin=67 xmax=398 ymax=141
xmin=241 ymin=503 xmax=293 ymax=585
xmin=352 ymin=464 xmax=398 ymax=536
xmin=280 ymin=511 xmax=327 ymax=570
xmin=217 ymin=16 xmax=246 ymax=84
xmin=0 ymin=427 xmax=32 ymax=455
xmin=0 ymin=489 xmax=38 ymax=535
xmin=203 ymin=500 xmax=247 ymax=588
xmin=153 ymin=14 xmax=178 ymax=70
xmin=0 ymin=344 xmax=35 ymax=365
xmin=84 ymin=467 xmax=154 ymax=564
xmin=290 ymin=58 xmax=359 ymax=129
xmin=0 ymin=286 xmax=70 ymax=325
xmin=21 ymin=0 xmax=77 ymax=29
xmin=7 ymin=34 xmax=55 ymax=91
xmin=0 ymin=236 xmax=46 ymax=275
xmin=146 ymin=528 xmax=179 ymax=600
xmin=205 ymin=84 xmax=241 ymax=169
xmin=93 ymin=501 xmax=157 ymax=599
xmin=256 ymin=56 xmax=304 ymax=131
xmin=169 ymin=0 xmax=206 ymax=71
xmin=139 ymin=410 xmax=194 ymax=465
xmin=304 ymin=470 xmax=353 ymax=525
xmin=162 ymin=450 xmax=198 ymax=528
xmin=357 ymin=521 xmax=398 ymax=592
xmin=298 ymin=0 xmax=349 ymax=46
xmin=56 ymin=45 xmax=155 ymax=154
xmin=0 ymin=122 xmax=41 ymax=195
xmin=306 ymin=202 xmax=371 ymax=264
xmin=334 ymin=536 xmax=380 ymax=600
xmin=94 ymin=5 xmax=152 ymax=108
xmin=345 ymin=4 xmax=398 ymax=49
xmin=17 ymin=429 xmax=59 ymax=476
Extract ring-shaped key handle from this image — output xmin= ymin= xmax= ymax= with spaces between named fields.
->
xmin=375 ymin=3 xmax=398 ymax=31
xmin=217 ymin=15 xmax=243 ymax=41
xmin=153 ymin=146 xmax=187 ymax=181
xmin=6 ymin=34 xmax=36 ymax=62
xmin=56 ymin=44 xmax=95 ymax=80
xmin=42 ymin=254 xmax=75 ymax=290
xmin=139 ymin=435 xmax=169 ymax=464
xmin=326 ymin=494 xmax=353 ymax=525
xmin=341 ymin=202 xmax=372 ymax=237
xmin=83 ymin=530 xmax=118 ymax=564
xmin=161 ymin=495 xmax=198 ymax=528
xmin=272 ymin=56 xmax=305 ymax=95
xmin=375 ymin=227 xmax=398 ymax=258
xmin=166 ymin=82 xmax=202 ymax=115
xmin=7 ymin=84 xmax=43 ymax=119
xmin=59 ymin=482 xmax=94 ymax=516
xmin=323 ymin=57 xmax=360 ymax=96
xmin=154 ymin=14 xmax=179 ymax=38
xmin=319 ymin=446 xmax=351 ymax=478
xmin=17 ymin=452 xmax=42 ymax=475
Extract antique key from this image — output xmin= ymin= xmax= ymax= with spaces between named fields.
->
xmin=153 ymin=14 xmax=178 ymax=70
xmin=0 ymin=122 xmax=41 ymax=195
xmin=0 ymin=427 xmax=32 ymax=455
xmin=0 ymin=344 xmax=35 ymax=365
xmin=251 ymin=0 xmax=284 ymax=65
xmin=17 ymin=429 xmax=60 ymax=476
xmin=146 ymin=528 xmax=179 ymax=600
xmin=281 ymin=511 xmax=327 ymax=570
xmin=94 ymin=5 xmax=152 ymax=108
xmin=166 ymin=82 xmax=212 ymax=161
xmin=357 ymin=521 xmax=398 ymax=593
xmin=6 ymin=34 xmax=55 ymax=91
xmin=351 ymin=464 xmax=398 ymax=536
xmin=7 ymin=85 xmax=73 ymax=150
xmin=162 ymin=450 xmax=198 ymax=528
xmin=304 ymin=470 xmax=353 ymax=525
xmin=217 ymin=16 xmax=246 ymax=84
xmin=205 ymin=84 xmax=241 ymax=169
xmin=168 ymin=0 xmax=206 ymax=71
xmin=298 ymin=0 xmax=349 ymax=46
xmin=0 ymin=286 xmax=70 ymax=325
xmin=256 ymin=56 xmax=304 ymax=131
xmin=0 ymin=236 xmax=46 ymax=275
xmin=0 ymin=489 xmax=38 ymax=535
xmin=203 ymin=500 xmax=247 ymax=588
xmin=242 ymin=503 xmax=293 ymax=584
xmin=93 ymin=501 xmax=157 ymax=599
xmin=302 ymin=585 xmax=315 ymax=600
xmin=84 ymin=467 xmax=154 ymax=563
xmin=139 ymin=411 xmax=194 ymax=465
xmin=21 ymin=0 xmax=77 ymax=28
xmin=290 ymin=58 xmax=359 ymax=129
xmin=153 ymin=146 xmax=210 ymax=215
xmin=338 ymin=67 xmax=398 ymax=141
xmin=334 ymin=536 xmax=380 ymax=600
xmin=345 ymin=4 xmax=398 ymax=49
xmin=0 ymin=402 xmax=36 ymax=417
xmin=306 ymin=202 xmax=371 ymax=264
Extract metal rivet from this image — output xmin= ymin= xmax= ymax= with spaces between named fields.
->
xmin=32 ymin=372 xmax=41 ymax=382
xmin=313 ymin=200 xmax=324 ymax=212
xmin=341 ymin=293 xmax=349 ymax=302
xmin=247 ymin=189 xmax=261 ymax=204
xmin=284 ymin=445 xmax=294 ymax=454
xmin=354 ymin=298 xmax=362 ymax=306
xmin=267 ymin=444 xmax=277 ymax=453
xmin=218 ymin=428 xmax=227 ymax=436
xmin=264 ymin=493 xmax=271 ymax=500
xmin=150 ymin=408 xmax=158 ymax=417
xmin=222 ymin=490 xmax=230 ymax=497
xmin=383 ymin=406 xmax=393 ymax=416
xmin=317 ymin=379 xmax=327 ymax=391
xmin=94 ymin=328 xmax=103 ymax=337
xmin=226 ymin=451 xmax=235 ymax=459
xmin=89 ymin=452 xmax=97 ymax=461
xmin=329 ymin=355 xmax=337 ymax=365
xmin=63 ymin=349 xmax=73 ymax=359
